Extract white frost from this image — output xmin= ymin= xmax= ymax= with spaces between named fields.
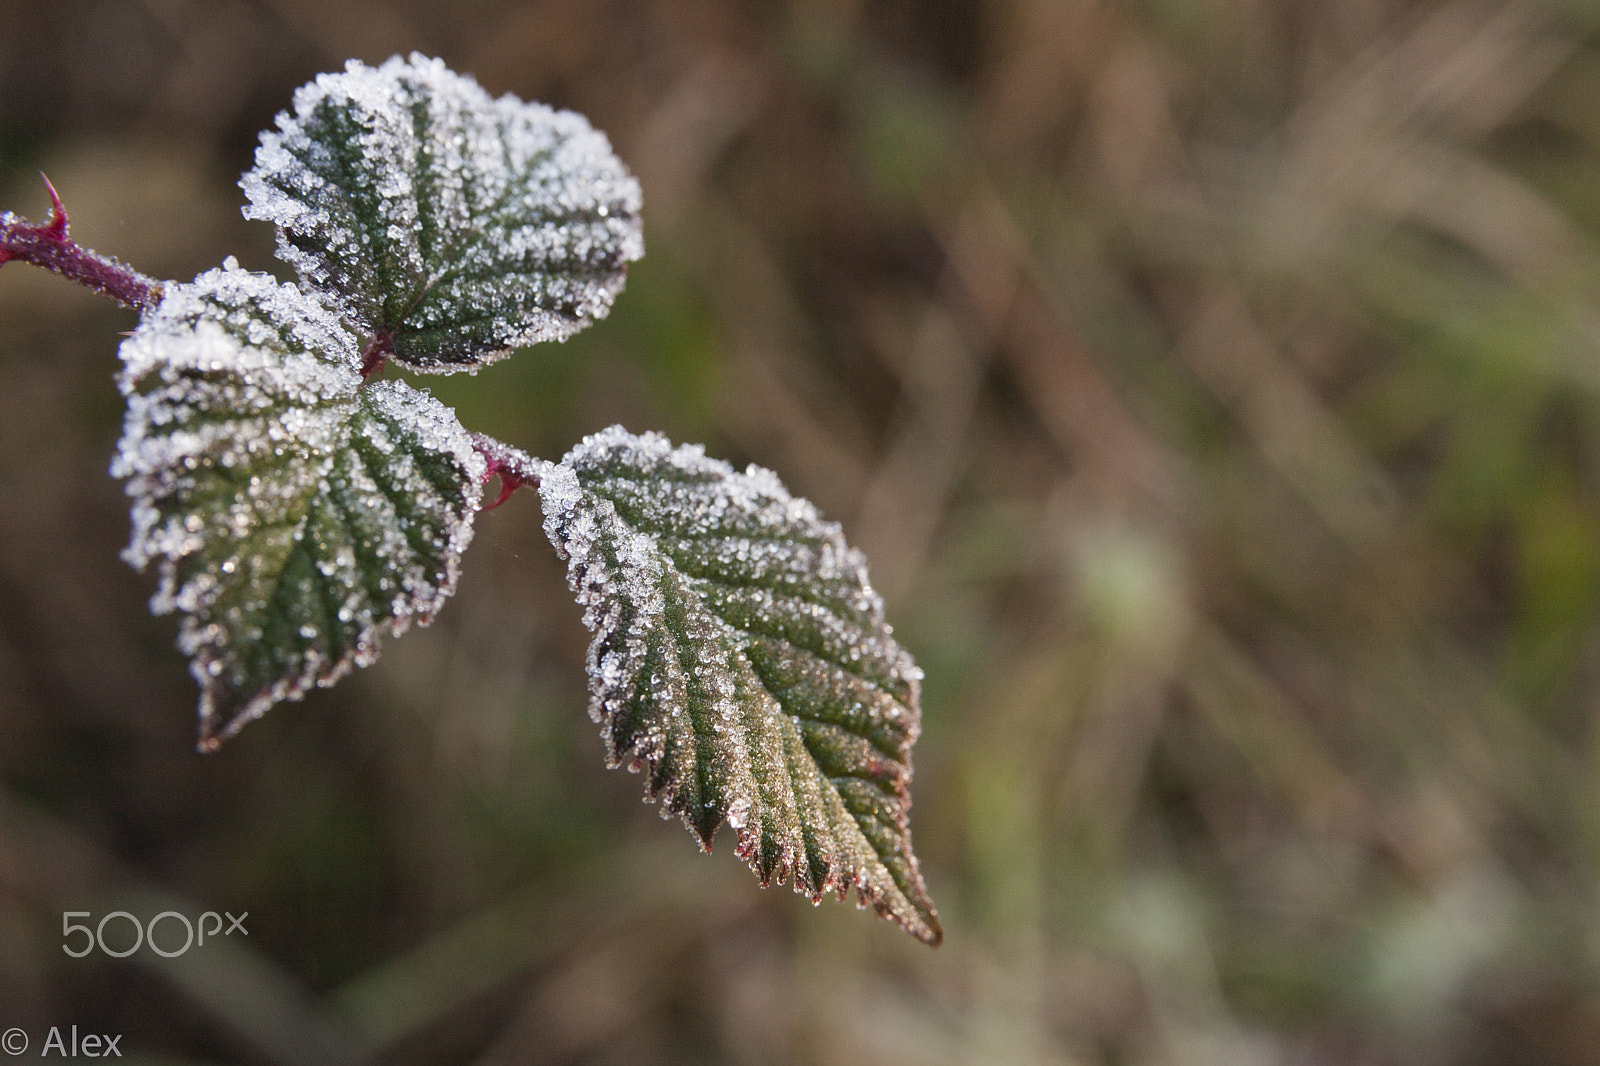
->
xmin=241 ymin=53 xmax=644 ymax=373
xmin=113 ymin=261 xmax=488 ymax=746
xmin=538 ymin=426 xmax=939 ymax=943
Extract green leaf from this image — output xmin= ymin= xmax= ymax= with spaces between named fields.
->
xmin=112 ymin=261 xmax=488 ymax=749
xmin=240 ymin=53 xmax=644 ymax=374
xmin=537 ymin=426 xmax=942 ymax=945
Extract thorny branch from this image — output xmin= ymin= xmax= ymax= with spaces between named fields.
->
xmin=0 ymin=176 xmax=164 ymax=314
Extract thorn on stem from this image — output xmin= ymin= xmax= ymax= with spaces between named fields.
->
xmin=470 ymin=434 xmax=540 ymax=511
xmin=39 ymin=172 xmax=68 ymax=239
xmin=1 ymin=175 xmax=161 ymax=312
xmin=480 ymin=464 xmax=527 ymax=510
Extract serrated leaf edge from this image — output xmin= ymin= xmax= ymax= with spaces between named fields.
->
xmin=189 ymin=382 xmax=487 ymax=750
xmin=240 ymin=53 xmax=644 ymax=374
xmin=112 ymin=264 xmax=489 ymax=749
xmin=535 ymin=429 xmax=942 ymax=945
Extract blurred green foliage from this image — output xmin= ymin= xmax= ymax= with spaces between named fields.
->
xmin=6 ymin=0 xmax=1600 ymax=1062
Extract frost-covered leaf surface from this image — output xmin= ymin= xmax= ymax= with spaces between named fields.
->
xmin=241 ymin=53 xmax=643 ymax=374
xmin=539 ymin=426 xmax=941 ymax=945
xmin=113 ymin=261 xmax=487 ymax=748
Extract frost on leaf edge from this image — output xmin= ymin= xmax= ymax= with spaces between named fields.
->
xmin=239 ymin=52 xmax=645 ymax=375
xmin=538 ymin=426 xmax=942 ymax=945
xmin=112 ymin=261 xmax=490 ymax=750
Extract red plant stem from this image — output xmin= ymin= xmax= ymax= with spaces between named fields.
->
xmin=360 ymin=329 xmax=394 ymax=380
xmin=0 ymin=176 xmax=163 ymax=314
xmin=472 ymin=433 xmax=542 ymax=510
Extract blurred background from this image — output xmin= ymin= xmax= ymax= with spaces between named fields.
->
xmin=4 ymin=0 xmax=1600 ymax=1062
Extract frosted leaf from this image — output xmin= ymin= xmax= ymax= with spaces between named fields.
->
xmin=241 ymin=54 xmax=644 ymax=374
xmin=539 ymin=426 xmax=941 ymax=945
xmin=112 ymin=261 xmax=488 ymax=749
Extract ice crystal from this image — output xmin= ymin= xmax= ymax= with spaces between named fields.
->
xmin=241 ymin=53 xmax=644 ymax=373
xmin=113 ymin=261 xmax=487 ymax=748
xmin=539 ymin=426 xmax=941 ymax=945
